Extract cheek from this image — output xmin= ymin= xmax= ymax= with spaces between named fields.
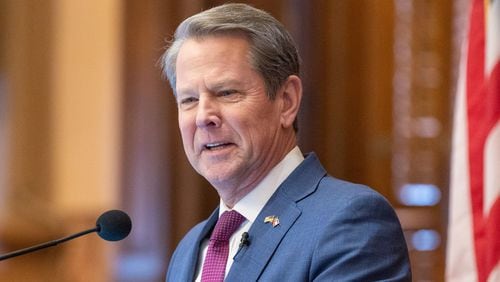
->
xmin=178 ymin=116 xmax=195 ymax=146
xmin=250 ymin=104 xmax=281 ymax=128
xmin=238 ymin=112 xmax=278 ymax=142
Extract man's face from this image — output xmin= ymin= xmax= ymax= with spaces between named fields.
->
xmin=175 ymin=35 xmax=288 ymax=193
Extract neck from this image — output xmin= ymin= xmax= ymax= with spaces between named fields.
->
xmin=217 ymin=138 xmax=297 ymax=208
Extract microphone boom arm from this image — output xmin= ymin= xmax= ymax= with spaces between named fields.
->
xmin=0 ymin=227 xmax=98 ymax=261
xmin=0 ymin=209 xmax=131 ymax=261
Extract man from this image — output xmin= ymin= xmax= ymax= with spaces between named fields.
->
xmin=161 ymin=3 xmax=411 ymax=281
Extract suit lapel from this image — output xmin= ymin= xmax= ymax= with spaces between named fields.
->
xmin=183 ymin=208 xmax=219 ymax=281
xmin=226 ymin=153 xmax=327 ymax=281
xmin=227 ymin=191 xmax=301 ymax=281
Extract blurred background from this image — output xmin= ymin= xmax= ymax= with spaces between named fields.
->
xmin=0 ymin=0 xmax=468 ymax=281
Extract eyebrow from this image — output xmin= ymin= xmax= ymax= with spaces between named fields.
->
xmin=176 ymin=77 xmax=247 ymax=97
xmin=207 ymin=78 xmax=244 ymax=91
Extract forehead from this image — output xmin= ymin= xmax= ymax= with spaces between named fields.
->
xmin=175 ymin=35 xmax=258 ymax=89
xmin=177 ymin=35 xmax=251 ymax=65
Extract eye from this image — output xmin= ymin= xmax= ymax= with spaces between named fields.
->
xmin=177 ymin=96 xmax=198 ymax=109
xmin=218 ymin=90 xmax=237 ymax=97
xmin=179 ymin=97 xmax=198 ymax=105
xmin=217 ymin=90 xmax=243 ymax=102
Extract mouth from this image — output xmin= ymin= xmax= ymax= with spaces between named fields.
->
xmin=204 ymin=142 xmax=233 ymax=151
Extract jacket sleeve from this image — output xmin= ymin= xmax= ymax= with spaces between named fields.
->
xmin=310 ymin=192 xmax=412 ymax=281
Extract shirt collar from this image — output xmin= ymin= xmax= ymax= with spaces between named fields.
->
xmin=219 ymin=146 xmax=304 ymax=222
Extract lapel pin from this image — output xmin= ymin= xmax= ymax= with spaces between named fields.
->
xmin=264 ymin=215 xmax=280 ymax=227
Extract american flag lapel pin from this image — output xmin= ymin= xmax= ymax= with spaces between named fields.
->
xmin=264 ymin=215 xmax=280 ymax=227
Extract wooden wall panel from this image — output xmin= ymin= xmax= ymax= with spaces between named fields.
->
xmin=0 ymin=2 xmax=59 ymax=281
xmin=0 ymin=0 xmax=124 ymax=281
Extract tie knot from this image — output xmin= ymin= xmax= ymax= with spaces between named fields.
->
xmin=210 ymin=210 xmax=246 ymax=242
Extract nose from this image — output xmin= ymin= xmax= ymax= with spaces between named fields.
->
xmin=195 ymin=96 xmax=221 ymax=128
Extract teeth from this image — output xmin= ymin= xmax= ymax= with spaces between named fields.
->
xmin=205 ymin=142 xmax=226 ymax=149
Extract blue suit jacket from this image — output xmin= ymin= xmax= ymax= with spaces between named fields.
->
xmin=166 ymin=153 xmax=411 ymax=281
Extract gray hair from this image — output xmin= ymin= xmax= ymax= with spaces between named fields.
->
xmin=160 ymin=3 xmax=300 ymax=100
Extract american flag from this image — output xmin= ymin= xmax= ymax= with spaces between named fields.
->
xmin=446 ymin=0 xmax=500 ymax=281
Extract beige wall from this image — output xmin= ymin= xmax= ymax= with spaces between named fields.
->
xmin=0 ymin=1 xmax=123 ymax=281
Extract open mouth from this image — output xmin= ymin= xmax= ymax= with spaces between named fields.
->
xmin=204 ymin=142 xmax=232 ymax=151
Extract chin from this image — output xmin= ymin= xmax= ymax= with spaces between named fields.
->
xmin=202 ymin=169 xmax=238 ymax=188
xmin=203 ymin=172 xmax=230 ymax=185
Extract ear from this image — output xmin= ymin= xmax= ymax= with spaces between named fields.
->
xmin=278 ymin=75 xmax=302 ymax=129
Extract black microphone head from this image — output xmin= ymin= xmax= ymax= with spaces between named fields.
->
xmin=96 ymin=210 xmax=132 ymax=241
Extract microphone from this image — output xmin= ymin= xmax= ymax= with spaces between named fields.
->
xmin=239 ymin=232 xmax=250 ymax=248
xmin=0 ymin=209 xmax=132 ymax=261
xmin=96 ymin=209 xmax=132 ymax=241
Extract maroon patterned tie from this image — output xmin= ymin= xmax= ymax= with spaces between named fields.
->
xmin=201 ymin=210 xmax=246 ymax=282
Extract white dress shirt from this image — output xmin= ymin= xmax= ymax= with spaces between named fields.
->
xmin=194 ymin=146 xmax=304 ymax=281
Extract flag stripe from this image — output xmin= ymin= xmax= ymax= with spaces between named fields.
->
xmin=466 ymin=0 xmax=500 ymax=280
xmin=446 ymin=49 xmax=478 ymax=280
xmin=448 ymin=0 xmax=500 ymax=281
